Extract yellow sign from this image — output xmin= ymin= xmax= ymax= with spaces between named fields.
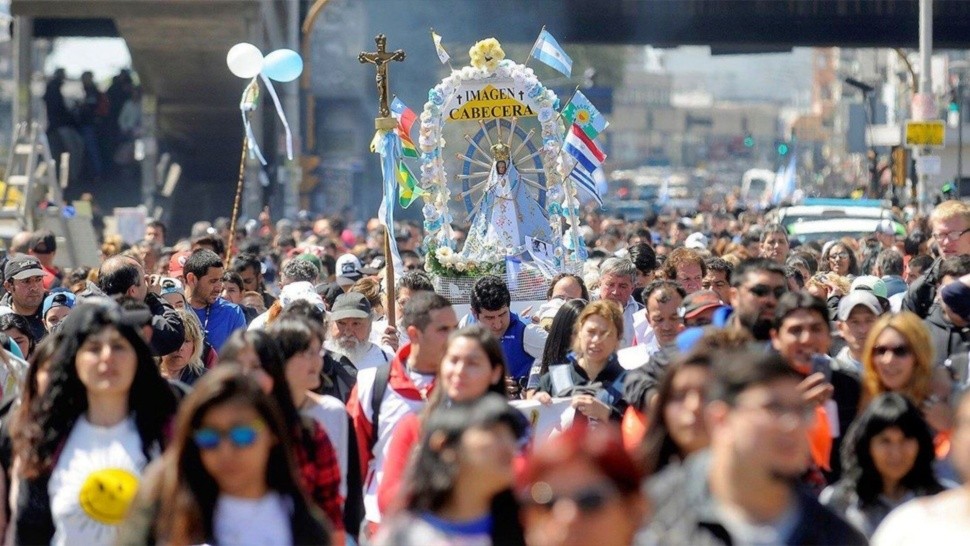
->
xmin=446 ymin=83 xmax=537 ymax=122
xmin=905 ymin=120 xmax=945 ymax=147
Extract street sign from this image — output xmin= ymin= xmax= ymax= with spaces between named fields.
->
xmin=905 ymin=120 xmax=945 ymax=147
xmin=915 ymin=154 xmax=942 ymax=175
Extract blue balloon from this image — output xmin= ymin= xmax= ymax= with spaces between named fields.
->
xmin=262 ymin=49 xmax=303 ymax=82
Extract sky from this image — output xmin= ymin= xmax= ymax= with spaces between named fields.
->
xmin=44 ymin=37 xmax=131 ymax=83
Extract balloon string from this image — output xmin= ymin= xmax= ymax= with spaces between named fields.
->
xmin=259 ymin=73 xmax=294 ymax=160
xmin=240 ymin=77 xmax=267 ymax=165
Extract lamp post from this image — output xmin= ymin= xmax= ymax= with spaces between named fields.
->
xmin=949 ymin=60 xmax=970 ymax=199
xmin=844 ymin=77 xmax=879 ymax=197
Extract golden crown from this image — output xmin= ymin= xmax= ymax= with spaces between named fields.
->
xmin=491 ymin=142 xmax=510 ymax=161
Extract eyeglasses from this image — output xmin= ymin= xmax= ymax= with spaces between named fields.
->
xmin=193 ymin=421 xmax=264 ymax=450
xmin=735 ymin=400 xmax=815 ymax=425
xmin=745 ymin=284 xmax=786 ymax=299
xmin=829 ymin=252 xmax=850 ymax=260
xmin=873 ymin=344 xmax=911 ymax=358
xmin=528 ymin=481 xmax=620 ymax=514
xmin=932 ymin=228 xmax=970 ymax=243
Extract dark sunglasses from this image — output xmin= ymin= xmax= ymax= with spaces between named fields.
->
xmin=746 ymin=284 xmax=786 ymax=299
xmin=529 ymin=482 xmax=619 ymax=514
xmin=873 ymin=344 xmax=911 ymax=358
xmin=193 ymin=421 xmax=263 ymax=450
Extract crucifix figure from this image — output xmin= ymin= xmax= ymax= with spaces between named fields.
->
xmin=358 ymin=34 xmax=405 ymax=119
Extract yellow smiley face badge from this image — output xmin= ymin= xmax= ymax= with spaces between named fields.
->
xmin=78 ymin=468 xmax=140 ymax=525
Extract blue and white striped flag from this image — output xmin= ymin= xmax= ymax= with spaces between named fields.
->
xmin=530 ymin=29 xmax=572 ymax=77
xmin=569 ymin=165 xmax=603 ymax=207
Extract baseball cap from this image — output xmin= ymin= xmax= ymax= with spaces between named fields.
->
xmin=168 ymin=250 xmax=192 ymax=278
xmin=678 ymin=289 xmax=723 ymax=319
xmin=837 ymin=290 xmax=882 ymax=321
xmin=875 ymin=219 xmax=895 ymax=235
xmin=159 ymin=277 xmax=184 ymax=295
xmin=335 ymin=253 xmax=363 ymax=286
xmin=684 ymin=232 xmax=709 ymax=250
xmin=330 ymin=292 xmax=371 ymax=321
xmin=4 ymin=255 xmax=44 ymax=283
xmin=42 ymin=290 xmax=76 ymax=318
xmin=851 ymin=275 xmax=888 ymax=299
xmin=29 ymin=230 xmax=56 ymax=254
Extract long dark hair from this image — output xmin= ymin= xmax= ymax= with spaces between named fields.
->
xmin=405 ymin=394 xmax=526 ymax=545
xmin=0 ymin=313 xmax=35 ymax=358
xmin=153 ymin=367 xmax=329 ymax=544
xmin=637 ymin=352 xmax=712 ymax=476
xmin=538 ymin=299 xmax=587 ymax=376
xmin=270 ymin=317 xmax=321 ymax=362
xmin=838 ymin=393 xmax=944 ymax=506
xmin=14 ymin=303 xmax=177 ymax=477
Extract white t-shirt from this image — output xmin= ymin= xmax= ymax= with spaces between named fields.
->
xmin=871 ymin=490 xmax=970 ymax=546
xmin=214 ymin=491 xmax=293 ymax=546
xmin=301 ymin=392 xmax=350 ymax=498
xmin=48 ymin=416 xmax=153 ymax=546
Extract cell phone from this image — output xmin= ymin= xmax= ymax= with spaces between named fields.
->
xmin=810 ymin=353 xmax=832 ymax=382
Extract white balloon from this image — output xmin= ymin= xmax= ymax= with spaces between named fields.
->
xmin=226 ymin=43 xmax=264 ymax=79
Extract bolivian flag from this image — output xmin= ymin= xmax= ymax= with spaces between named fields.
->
xmin=397 ymin=160 xmax=423 ymax=208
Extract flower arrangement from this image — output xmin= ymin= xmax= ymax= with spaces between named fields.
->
xmin=426 ymin=240 xmax=505 ymax=278
xmin=468 ymin=38 xmax=505 ymax=71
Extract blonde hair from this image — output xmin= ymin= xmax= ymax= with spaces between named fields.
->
xmin=929 ymin=200 xmax=970 ymax=228
xmin=861 ymin=311 xmax=933 ymax=407
xmin=351 ymin=277 xmax=383 ymax=315
xmin=571 ymin=300 xmax=624 ymax=355
xmin=163 ymin=309 xmax=206 ymax=376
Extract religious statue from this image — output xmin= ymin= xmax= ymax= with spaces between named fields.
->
xmin=459 ymin=142 xmax=553 ymax=262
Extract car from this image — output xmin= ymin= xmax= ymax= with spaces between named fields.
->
xmin=785 ymin=217 xmax=906 ymax=244
xmin=766 ymin=198 xmax=906 ymax=242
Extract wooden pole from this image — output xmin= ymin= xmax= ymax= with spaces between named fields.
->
xmin=225 ymin=135 xmax=248 ymax=265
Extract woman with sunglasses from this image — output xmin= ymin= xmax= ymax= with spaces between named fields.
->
xmin=242 ymin=318 xmax=346 ymax=540
xmin=376 ymin=393 xmax=527 ymax=546
xmin=861 ymin=312 xmax=954 ymax=435
xmin=11 ymin=303 xmax=177 ymax=544
xmin=519 ymin=424 xmax=645 ymax=546
xmin=823 ymin=241 xmax=860 ymax=278
xmin=158 ymin=309 xmax=207 ymax=386
xmin=378 ymin=325 xmax=511 ymax=516
xmin=118 ymin=367 xmax=331 ymax=545
xmin=820 ymin=393 xmax=945 ymax=538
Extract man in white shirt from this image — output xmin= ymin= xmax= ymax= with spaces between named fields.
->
xmin=326 ymin=292 xmax=392 ymax=371
xmin=598 ymin=257 xmax=643 ymax=348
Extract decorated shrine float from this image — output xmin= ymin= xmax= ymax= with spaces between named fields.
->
xmin=412 ymin=36 xmax=606 ymax=303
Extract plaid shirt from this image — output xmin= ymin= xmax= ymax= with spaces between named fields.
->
xmin=294 ymin=420 xmax=345 ymax=532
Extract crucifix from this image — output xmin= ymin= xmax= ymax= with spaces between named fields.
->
xmin=359 ymin=34 xmax=405 ymax=330
xmin=359 ymin=34 xmax=405 ymax=128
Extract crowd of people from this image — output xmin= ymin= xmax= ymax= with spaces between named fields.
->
xmin=43 ymin=68 xmax=141 ymax=198
xmin=0 ymin=196 xmax=965 ymax=545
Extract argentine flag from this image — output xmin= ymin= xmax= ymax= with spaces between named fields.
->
xmin=530 ymin=29 xmax=572 ymax=77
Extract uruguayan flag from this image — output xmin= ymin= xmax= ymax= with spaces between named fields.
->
xmin=570 ymin=166 xmax=603 ymax=207
xmin=531 ymin=29 xmax=572 ymax=77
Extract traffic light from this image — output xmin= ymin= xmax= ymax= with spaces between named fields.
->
xmin=776 ymin=141 xmax=790 ymax=156
xmin=743 ymin=134 xmax=754 ymax=148
xmin=891 ymin=146 xmax=908 ymax=187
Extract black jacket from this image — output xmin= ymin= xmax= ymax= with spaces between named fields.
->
xmin=623 ymin=347 xmax=676 ymax=413
xmin=640 ymin=451 xmax=868 ymax=546
xmin=925 ymin=305 xmax=970 ymax=378
xmin=144 ymin=292 xmax=185 ymax=356
xmin=902 ymin=257 xmax=942 ymax=319
xmin=317 ymin=352 xmax=357 ymax=404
